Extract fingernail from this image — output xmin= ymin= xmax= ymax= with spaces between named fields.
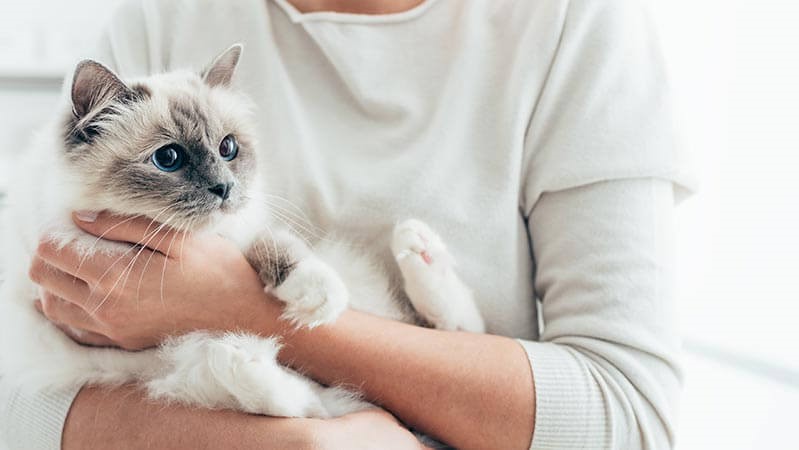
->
xmin=74 ymin=210 xmax=98 ymax=222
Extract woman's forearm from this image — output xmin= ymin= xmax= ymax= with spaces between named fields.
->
xmin=56 ymin=308 xmax=535 ymax=450
xmin=63 ymin=385 xmax=320 ymax=450
xmin=32 ymin=210 xmax=532 ymax=449
xmin=276 ymin=310 xmax=536 ymax=450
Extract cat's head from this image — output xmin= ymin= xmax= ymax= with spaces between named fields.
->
xmin=62 ymin=44 xmax=257 ymax=231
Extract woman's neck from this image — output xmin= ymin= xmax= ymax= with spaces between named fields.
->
xmin=286 ymin=0 xmax=425 ymax=15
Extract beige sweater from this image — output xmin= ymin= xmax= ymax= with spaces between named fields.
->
xmin=0 ymin=0 xmax=694 ymax=448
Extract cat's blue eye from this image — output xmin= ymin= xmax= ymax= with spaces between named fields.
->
xmin=151 ymin=145 xmax=185 ymax=172
xmin=219 ymin=135 xmax=238 ymax=161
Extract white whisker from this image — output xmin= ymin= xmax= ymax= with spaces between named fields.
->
xmin=89 ymin=212 xmax=180 ymax=316
xmin=160 ymin=224 xmax=181 ymax=307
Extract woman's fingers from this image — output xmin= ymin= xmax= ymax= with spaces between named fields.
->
xmin=330 ymin=409 xmax=432 ymax=450
xmin=34 ymin=240 xmax=100 ymax=283
xmin=29 ymin=256 xmax=92 ymax=301
xmin=72 ymin=211 xmax=188 ymax=258
xmin=36 ymin=292 xmax=97 ymax=333
xmin=67 ymin=329 xmax=117 ymax=348
xmin=35 ymin=237 xmax=164 ymax=298
xmin=34 ymin=299 xmax=116 ymax=347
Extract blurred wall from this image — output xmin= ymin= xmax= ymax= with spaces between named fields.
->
xmin=0 ymin=0 xmax=122 ymax=276
xmin=0 ymin=0 xmax=123 ymax=192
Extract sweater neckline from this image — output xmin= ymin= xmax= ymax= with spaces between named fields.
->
xmin=270 ymin=0 xmax=438 ymax=24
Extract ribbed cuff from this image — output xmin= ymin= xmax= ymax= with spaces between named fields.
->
xmin=517 ymin=340 xmax=609 ymax=450
xmin=0 ymin=380 xmax=81 ymax=450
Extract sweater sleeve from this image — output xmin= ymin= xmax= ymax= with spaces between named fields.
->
xmin=519 ymin=0 xmax=696 ymax=213
xmin=0 ymin=380 xmax=81 ymax=450
xmin=520 ymin=177 xmax=682 ymax=449
xmin=517 ymin=4 xmax=691 ymax=446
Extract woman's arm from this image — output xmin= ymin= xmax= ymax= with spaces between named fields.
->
xmin=63 ymin=385 xmax=319 ymax=450
xmin=2 ymin=375 xmax=426 ymax=450
xmin=277 ymin=311 xmax=536 ymax=450
xmin=270 ymin=178 xmax=680 ymax=450
xmin=60 ymin=385 xmax=425 ymax=450
xmin=29 ymin=216 xmax=536 ymax=450
xmin=34 ymin=178 xmax=678 ymax=450
xmin=0 ymin=376 xmax=322 ymax=450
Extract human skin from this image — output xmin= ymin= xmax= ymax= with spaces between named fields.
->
xmin=32 ymin=212 xmax=535 ymax=450
xmin=287 ymin=0 xmax=426 ymax=15
xmin=30 ymin=215 xmax=430 ymax=450
xmin=63 ymin=384 xmax=425 ymax=450
xmin=30 ymin=209 xmax=535 ymax=449
xmin=29 ymin=1 xmax=535 ymax=447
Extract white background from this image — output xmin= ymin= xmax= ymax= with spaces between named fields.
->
xmin=653 ymin=1 xmax=799 ymax=448
xmin=0 ymin=1 xmax=797 ymax=449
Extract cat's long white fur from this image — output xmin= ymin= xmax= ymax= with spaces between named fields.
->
xmin=0 ymin=67 xmax=484 ymax=419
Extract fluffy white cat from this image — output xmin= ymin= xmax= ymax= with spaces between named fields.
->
xmin=0 ymin=44 xmax=484 ymax=422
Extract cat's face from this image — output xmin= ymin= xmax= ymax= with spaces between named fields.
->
xmin=62 ymin=45 xmax=257 ymax=231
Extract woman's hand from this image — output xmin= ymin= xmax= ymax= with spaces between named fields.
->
xmin=315 ymin=409 xmax=430 ymax=450
xmin=29 ymin=211 xmax=280 ymax=350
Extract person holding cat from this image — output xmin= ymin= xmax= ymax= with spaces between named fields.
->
xmin=0 ymin=0 xmax=694 ymax=449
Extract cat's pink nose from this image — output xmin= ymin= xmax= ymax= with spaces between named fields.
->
xmin=208 ymin=183 xmax=233 ymax=200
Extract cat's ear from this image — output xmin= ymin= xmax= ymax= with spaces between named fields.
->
xmin=202 ymin=44 xmax=243 ymax=88
xmin=71 ymin=60 xmax=132 ymax=119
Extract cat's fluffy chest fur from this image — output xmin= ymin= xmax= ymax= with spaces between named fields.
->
xmin=0 ymin=45 xmax=484 ymax=422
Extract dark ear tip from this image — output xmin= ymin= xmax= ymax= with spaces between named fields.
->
xmin=72 ymin=60 xmax=110 ymax=86
xmin=76 ymin=59 xmax=99 ymax=66
xmin=74 ymin=60 xmax=105 ymax=74
xmin=227 ymin=43 xmax=244 ymax=62
xmin=70 ymin=60 xmax=128 ymax=118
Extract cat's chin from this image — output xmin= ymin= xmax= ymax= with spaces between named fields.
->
xmin=184 ymin=209 xmax=238 ymax=234
xmin=172 ymin=214 xmax=218 ymax=233
xmin=170 ymin=200 xmax=245 ymax=231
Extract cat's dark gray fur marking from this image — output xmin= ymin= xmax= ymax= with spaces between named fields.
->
xmin=64 ymin=83 xmax=150 ymax=147
xmin=245 ymin=231 xmax=315 ymax=288
xmin=57 ymin=53 xmax=258 ymax=233
xmin=130 ymin=83 xmax=152 ymax=99
xmin=169 ymin=95 xmax=213 ymax=144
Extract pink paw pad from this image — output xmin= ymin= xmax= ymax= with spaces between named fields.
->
xmin=421 ymin=250 xmax=433 ymax=264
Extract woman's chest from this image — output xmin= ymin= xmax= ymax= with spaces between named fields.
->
xmin=246 ymin=101 xmax=539 ymax=339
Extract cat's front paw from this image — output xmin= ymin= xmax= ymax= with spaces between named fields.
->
xmin=391 ymin=219 xmax=486 ymax=333
xmin=391 ymin=218 xmax=452 ymax=270
xmin=270 ymin=258 xmax=349 ymax=328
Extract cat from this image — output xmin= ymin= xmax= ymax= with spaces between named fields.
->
xmin=0 ymin=44 xmax=485 ymax=419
